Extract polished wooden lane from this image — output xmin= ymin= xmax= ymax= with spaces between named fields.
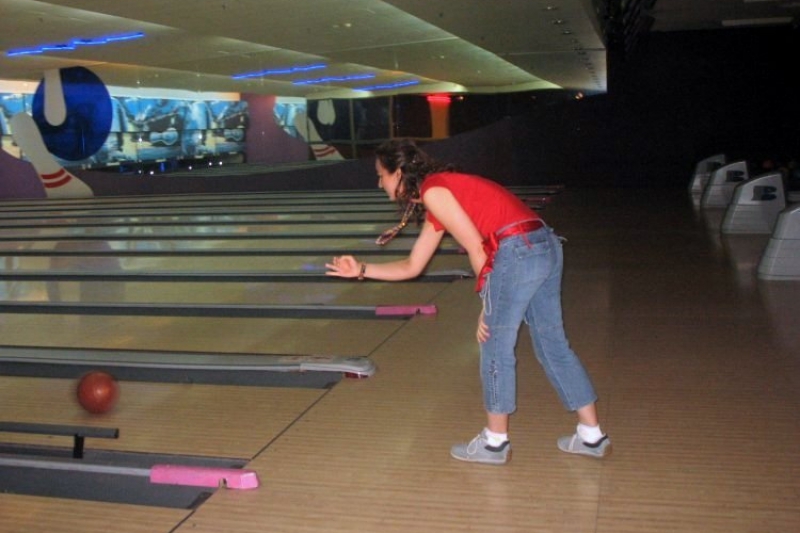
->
xmin=178 ymin=188 xmax=799 ymax=533
xmin=2 ymin=186 xmax=797 ymax=533
xmin=0 ymin=252 xmax=468 ymax=274
xmin=0 ymin=495 xmax=190 ymax=533
xmin=0 ymin=376 xmax=327 ymax=458
xmin=0 ymin=189 xmax=460 ymax=527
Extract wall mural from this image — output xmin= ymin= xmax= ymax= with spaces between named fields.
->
xmin=0 ymin=66 xmax=254 ymax=199
xmin=7 ymin=67 xmax=99 ymax=198
xmin=0 ymin=65 xmax=396 ymax=199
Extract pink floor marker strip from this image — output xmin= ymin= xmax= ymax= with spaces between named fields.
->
xmin=150 ymin=465 xmax=260 ymax=490
xmin=374 ymin=304 xmax=437 ymax=316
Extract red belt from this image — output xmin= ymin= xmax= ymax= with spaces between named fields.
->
xmin=476 ymin=219 xmax=545 ymax=292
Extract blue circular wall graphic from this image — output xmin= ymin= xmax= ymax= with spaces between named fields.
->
xmin=32 ymin=66 xmax=112 ymax=161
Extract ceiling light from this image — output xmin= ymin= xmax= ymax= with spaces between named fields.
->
xmin=355 ymin=80 xmax=420 ymax=92
xmin=427 ymin=95 xmax=451 ymax=104
xmin=6 ymin=32 xmax=144 ymax=57
xmin=293 ymin=73 xmax=376 ymax=86
xmin=232 ymin=64 xmax=327 ymax=79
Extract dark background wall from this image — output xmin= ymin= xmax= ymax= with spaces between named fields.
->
xmin=507 ymin=27 xmax=800 ymax=188
xmin=367 ymin=26 xmax=800 ymax=190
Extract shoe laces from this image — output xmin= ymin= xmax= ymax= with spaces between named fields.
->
xmin=565 ymin=434 xmax=581 ymax=450
xmin=467 ymin=433 xmax=486 ymax=455
xmin=467 ymin=432 xmax=487 ymax=455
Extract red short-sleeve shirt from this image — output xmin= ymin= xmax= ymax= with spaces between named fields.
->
xmin=420 ymin=172 xmax=540 ymax=238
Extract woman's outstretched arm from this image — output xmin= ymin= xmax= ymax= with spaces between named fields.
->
xmin=325 ymin=221 xmax=444 ymax=281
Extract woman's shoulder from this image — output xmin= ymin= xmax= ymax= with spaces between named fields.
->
xmin=424 ymin=170 xmax=477 ymax=185
xmin=427 ymin=171 xmax=500 ymax=188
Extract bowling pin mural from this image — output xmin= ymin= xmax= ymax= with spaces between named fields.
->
xmin=10 ymin=66 xmax=113 ymax=199
xmin=10 ymin=112 xmax=94 ymax=198
xmin=293 ymin=99 xmax=344 ymax=161
xmin=42 ymin=69 xmax=67 ymax=127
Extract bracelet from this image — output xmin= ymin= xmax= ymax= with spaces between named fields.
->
xmin=358 ymin=262 xmax=367 ymax=280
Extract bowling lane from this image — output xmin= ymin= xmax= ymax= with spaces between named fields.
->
xmin=0 ymin=270 xmax=445 ymax=386
xmin=0 ymin=184 xmax=557 ymax=211
xmin=0 ymin=204 xmax=396 ymax=221
xmin=0 ymin=254 xmax=468 ymax=285
xmin=0 ymin=211 xmax=401 ymax=227
xmin=0 ymin=375 xmax=328 ymax=459
xmin=0 ymin=187 xmax=494 ymax=523
xmin=0 ymin=186 xmax=555 ymax=222
xmin=0 ymin=254 xmax=469 ymax=275
xmin=0 ymin=196 xmax=545 ymax=228
xmin=0 ymin=185 xmax=555 ymax=210
xmin=0 ymin=222 xmax=421 ymax=240
xmin=0 ymin=495 xmax=190 ymax=533
xmin=1 ymin=311 xmax=389 ymax=473
xmin=0 ymin=187 xmax=470 ymax=384
xmin=0 ymin=236 xmax=464 ymax=255
xmin=0 ymin=309 xmax=416 ymax=356
xmin=0 ymin=196 xmax=547 ymax=223
xmin=0 ymin=186 xmax=559 ymax=527
xmin=0 ymin=195 xmax=394 ymax=213
xmin=0 ymin=278 xmax=449 ymax=305
xmin=0 ymin=189 xmax=469 ymax=367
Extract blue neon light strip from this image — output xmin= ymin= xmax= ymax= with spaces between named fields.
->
xmin=6 ymin=32 xmax=145 ymax=57
xmin=355 ymin=79 xmax=420 ymax=91
xmin=293 ymin=73 xmax=376 ymax=86
xmin=232 ymin=64 xmax=327 ymax=80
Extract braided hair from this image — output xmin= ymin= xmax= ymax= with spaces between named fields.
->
xmin=374 ymin=139 xmax=454 ymax=245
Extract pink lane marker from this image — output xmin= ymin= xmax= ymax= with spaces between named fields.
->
xmin=375 ymin=304 xmax=437 ymax=316
xmin=150 ymin=465 xmax=260 ymax=490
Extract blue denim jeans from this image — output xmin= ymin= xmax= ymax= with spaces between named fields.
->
xmin=479 ymin=226 xmax=597 ymax=414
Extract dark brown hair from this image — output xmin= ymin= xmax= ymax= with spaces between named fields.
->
xmin=374 ymin=139 xmax=453 ymax=226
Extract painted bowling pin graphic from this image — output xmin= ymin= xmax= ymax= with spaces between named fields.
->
xmin=10 ymin=66 xmax=115 ymax=199
xmin=10 ymin=112 xmax=94 ymax=198
xmin=43 ymin=69 xmax=67 ymax=127
xmin=293 ymin=105 xmax=343 ymax=161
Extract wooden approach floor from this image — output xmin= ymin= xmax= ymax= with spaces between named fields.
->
xmin=0 ymin=186 xmax=798 ymax=533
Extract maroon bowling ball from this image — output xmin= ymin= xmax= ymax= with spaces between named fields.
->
xmin=76 ymin=371 xmax=119 ymax=414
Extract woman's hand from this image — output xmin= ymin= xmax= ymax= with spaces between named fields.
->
xmin=325 ymin=222 xmax=444 ymax=282
xmin=325 ymin=255 xmax=361 ymax=278
xmin=477 ymin=309 xmax=490 ymax=343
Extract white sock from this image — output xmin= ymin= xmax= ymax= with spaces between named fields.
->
xmin=484 ymin=428 xmax=508 ymax=446
xmin=577 ymin=423 xmax=604 ymax=444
